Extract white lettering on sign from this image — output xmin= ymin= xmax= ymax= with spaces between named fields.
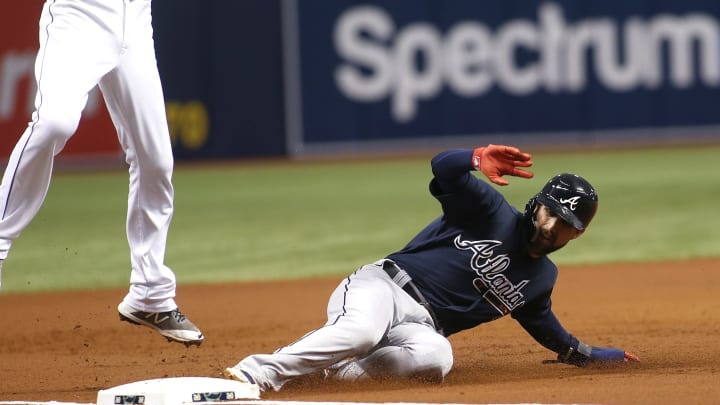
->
xmin=0 ymin=51 xmax=35 ymax=120
xmin=333 ymin=2 xmax=720 ymax=122
xmin=0 ymin=51 xmax=103 ymax=122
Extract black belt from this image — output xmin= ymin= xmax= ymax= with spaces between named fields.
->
xmin=381 ymin=260 xmax=444 ymax=335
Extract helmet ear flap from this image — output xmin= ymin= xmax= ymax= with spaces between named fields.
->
xmin=524 ymin=195 xmax=539 ymax=218
xmin=523 ymin=195 xmax=540 ymax=236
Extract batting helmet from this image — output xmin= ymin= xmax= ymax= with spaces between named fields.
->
xmin=529 ymin=173 xmax=598 ymax=230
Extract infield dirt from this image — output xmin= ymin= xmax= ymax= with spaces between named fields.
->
xmin=1 ymin=258 xmax=719 ymax=405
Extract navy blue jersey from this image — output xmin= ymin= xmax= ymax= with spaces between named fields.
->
xmin=387 ymin=149 xmax=574 ymax=355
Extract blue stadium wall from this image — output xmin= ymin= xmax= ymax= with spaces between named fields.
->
xmin=151 ymin=0 xmax=286 ymax=159
xmin=151 ymin=0 xmax=720 ymax=160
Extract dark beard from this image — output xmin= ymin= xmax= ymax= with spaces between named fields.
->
xmin=523 ymin=207 xmax=566 ymax=258
xmin=527 ymin=237 xmax=567 ymax=258
xmin=526 ymin=219 xmax=568 ymax=258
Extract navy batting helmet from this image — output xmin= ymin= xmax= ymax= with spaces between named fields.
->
xmin=532 ymin=173 xmax=598 ymax=230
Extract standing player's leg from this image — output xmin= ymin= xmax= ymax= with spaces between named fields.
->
xmin=100 ymin=0 xmax=202 ymax=345
xmin=0 ymin=0 xmax=118 ymax=284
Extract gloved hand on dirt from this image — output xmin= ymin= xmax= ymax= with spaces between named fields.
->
xmin=591 ymin=347 xmax=641 ymax=364
xmin=550 ymin=341 xmax=641 ymax=367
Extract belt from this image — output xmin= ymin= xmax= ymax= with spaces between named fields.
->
xmin=381 ymin=260 xmax=444 ymax=335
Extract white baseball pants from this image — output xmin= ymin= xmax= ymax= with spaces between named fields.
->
xmin=234 ymin=261 xmax=454 ymax=392
xmin=0 ymin=0 xmax=177 ymax=311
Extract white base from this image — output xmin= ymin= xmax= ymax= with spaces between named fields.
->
xmin=96 ymin=377 xmax=260 ymax=405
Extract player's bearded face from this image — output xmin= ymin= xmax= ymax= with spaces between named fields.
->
xmin=527 ymin=204 xmax=584 ymax=258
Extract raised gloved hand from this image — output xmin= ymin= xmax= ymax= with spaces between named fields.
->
xmin=472 ymin=144 xmax=534 ymax=186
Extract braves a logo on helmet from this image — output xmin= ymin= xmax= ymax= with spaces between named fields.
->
xmin=559 ymin=196 xmax=581 ymax=211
